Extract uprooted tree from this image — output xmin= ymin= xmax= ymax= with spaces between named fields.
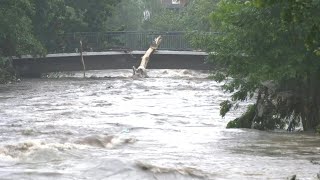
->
xmin=132 ymin=36 xmax=162 ymax=78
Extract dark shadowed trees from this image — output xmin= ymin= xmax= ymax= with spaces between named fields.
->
xmin=0 ymin=0 xmax=120 ymax=82
xmin=195 ymin=0 xmax=320 ymax=131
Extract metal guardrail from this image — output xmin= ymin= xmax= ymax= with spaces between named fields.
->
xmin=53 ymin=31 xmax=195 ymax=53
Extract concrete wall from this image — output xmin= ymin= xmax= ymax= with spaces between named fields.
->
xmin=13 ymin=51 xmax=209 ymax=77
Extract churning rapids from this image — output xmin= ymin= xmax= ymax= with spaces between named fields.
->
xmin=0 ymin=69 xmax=320 ymax=180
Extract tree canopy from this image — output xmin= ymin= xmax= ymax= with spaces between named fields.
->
xmin=105 ymin=0 xmax=219 ymax=32
xmin=0 ymin=0 xmax=119 ymax=56
xmin=0 ymin=0 xmax=120 ymax=82
xmin=196 ymin=0 xmax=320 ymax=131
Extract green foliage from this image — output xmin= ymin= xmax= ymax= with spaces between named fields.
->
xmin=316 ymin=124 xmax=320 ymax=134
xmin=199 ymin=0 xmax=320 ymax=131
xmin=105 ymin=0 xmax=219 ymax=32
xmin=0 ymin=57 xmax=15 ymax=83
xmin=226 ymin=104 xmax=255 ymax=129
xmin=226 ymin=119 xmax=239 ymax=128
xmin=149 ymin=0 xmax=219 ymax=31
xmin=0 ymin=0 xmax=45 ymax=57
xmin=182 ymin=0 xmax=220 ymax=31
xmin=64 ymin=0 xmax=119 ymax=31
xmin=0 ymin=0 xmax=120 ymax=82
xmin=32 ymin=0 xmax=120 ymax=52
xmin=220 ymin=100 xmax=232 ymax=117
xmin=105 ymin=0 xmax=145 ymax=31
xmin=148 ymin=9 xmax=186 ymax=31
xmin=106 ymin=0 xmax=166 ymax=31
xmin=0 ymin=0 xmax=120 ymax=55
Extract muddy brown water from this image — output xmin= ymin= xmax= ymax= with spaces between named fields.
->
xmin=0 ymin=69 xmax=319 ymax=180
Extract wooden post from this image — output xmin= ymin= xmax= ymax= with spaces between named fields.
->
xmin=80 ymin=40 xmax=86 ymax=78
xmin=133 ymin=36 xmax=162 ymax=78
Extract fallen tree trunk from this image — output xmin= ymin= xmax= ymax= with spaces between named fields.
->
xmin=133 ymin=36 xmax=162 ymax=78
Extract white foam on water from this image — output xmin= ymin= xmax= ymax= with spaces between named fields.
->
xmin=42 ymin=69 xmax=210 ymax=79
xmin=74 ymin=134 xmax=137 ymax=149
xmin=135 ymin=161 xmax=212 ymax=179
xmin=0 ymin=140 xmax=86 ymax=163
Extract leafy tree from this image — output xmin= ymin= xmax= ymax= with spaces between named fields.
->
xmin=0 ymin=0 xmax=44 ymax=57
xmin=182 ymin=0 xmax=219 ymax=31
xmin=0 ymin=0 xmax=44 ymax=82
xmin=32 ymin=0 xmax=120 ymax=52
xmin=106 ymin=0 xmax=219 ymax=32
xmin=105 ymin=0 xmax=145 ymax=31
xmin=106 ymin=0 xmax=167 ymax=31
xmin=0 ymin=0 xmax=120 ymax=82
xmin=148 ymin=9 xmax=185 ymax=31
xmin=65 ymin=0 xmax=119 ymax=31
xmin=197 ymin=0 xmax=320 ymax=131
xmin=147 ymin=0 xmax=219 ymax=31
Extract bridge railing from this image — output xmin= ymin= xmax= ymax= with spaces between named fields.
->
xmin=54 ymin=31 xmax=196 ymax=53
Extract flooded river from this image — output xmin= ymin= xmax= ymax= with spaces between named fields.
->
xmin=0 ymin=69 xmax=319 ymax=180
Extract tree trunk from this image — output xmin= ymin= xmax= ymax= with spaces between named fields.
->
xmin=133 ymin=36 xmax=162 ymax=78
xmin=302 ymin=72 xmax=320 ymax=131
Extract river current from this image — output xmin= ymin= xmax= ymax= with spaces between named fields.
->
xmin=0 ymin=69 xmax=319 ymax=180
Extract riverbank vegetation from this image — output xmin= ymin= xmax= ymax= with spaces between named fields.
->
xmin=194 ymin=0 xmax=320 ymax=132
xmin=0 ymin=0 xmax=119 ymax=83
